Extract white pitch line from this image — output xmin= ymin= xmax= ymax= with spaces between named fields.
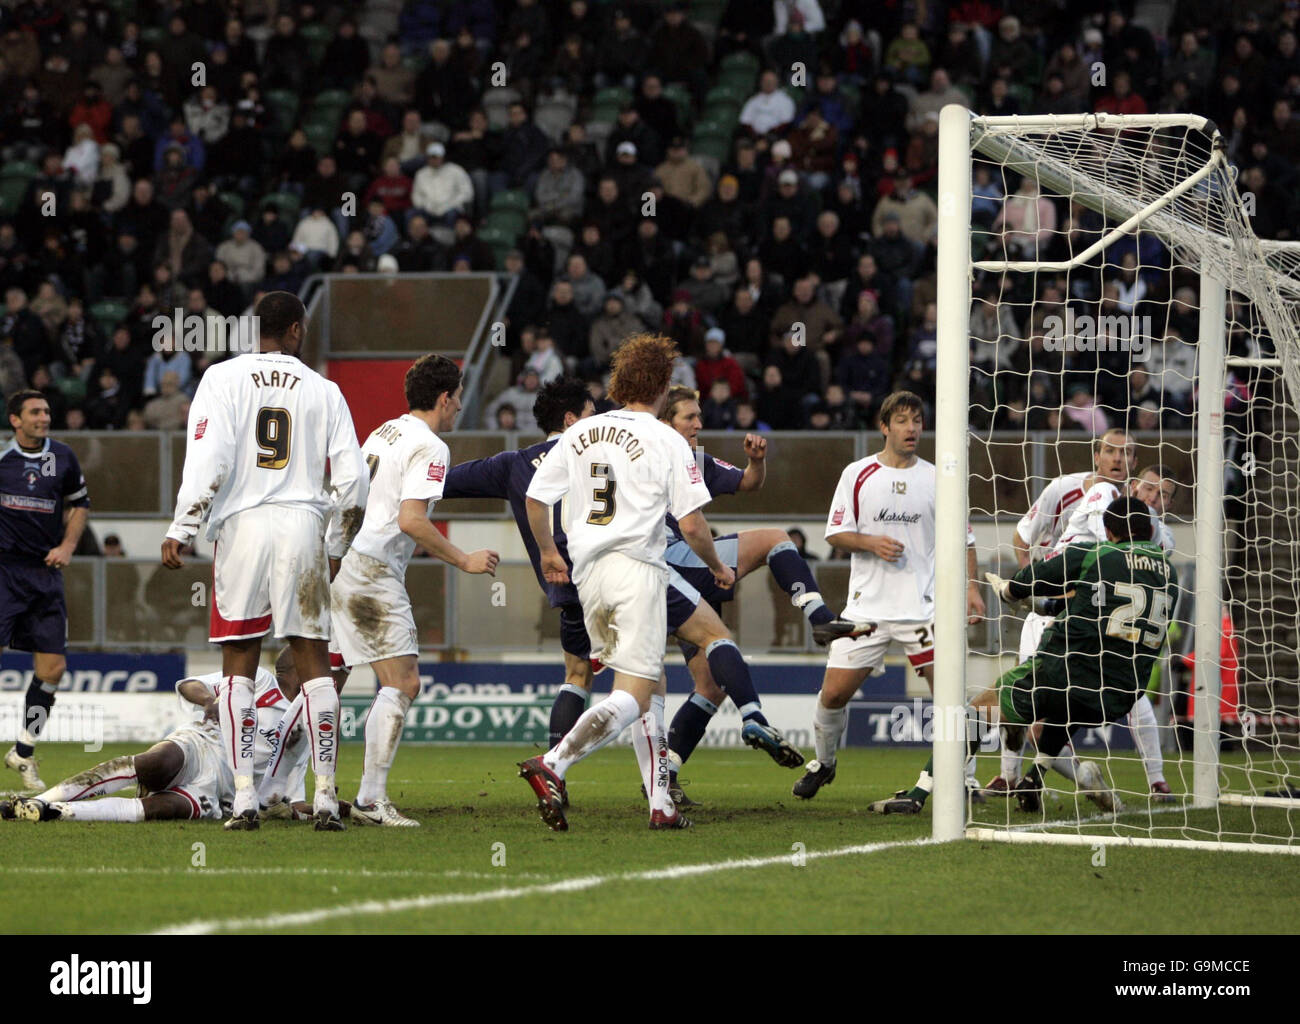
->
xmin=151 ymin=837 xmax=940 ymax=935
xmin=0 ymin=867 xmax=554 ymax=880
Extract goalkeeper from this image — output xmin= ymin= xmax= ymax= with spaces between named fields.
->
xmin=980 ymin=496 xmax=1179 ymax=812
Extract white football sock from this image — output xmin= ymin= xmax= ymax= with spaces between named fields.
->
xmin=256 ymin=693 xmax=305 ymax=806
xmin=303 ymin=677 xmax=340 ymax=813
xmin=357 ymin=687 xmax=412 ymax=806
xmin=39 ymin=755 xmax=137 ymax=803
xmin=999 ymin=736 xmax=1022 ymax=781
xmin=218 ymin=676 xmax=256 ymax=809
xmin=1048 ymin=743 xmax=1078 ymax=782
xmin=545 ymin=690 xmax=641 ymax=777
xmin=1129 ymin=694 xmax=1165 ymax=785
xmin=59 ymin=797 xmax=145 ymax=822
xmin=813 ymin=698 xmax=846 ymax=765
xmin=632 ymin=712 xmax=675 ymax=816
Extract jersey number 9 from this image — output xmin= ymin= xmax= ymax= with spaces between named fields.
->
xmin=256 ymin=407 xmax=292 ymax=470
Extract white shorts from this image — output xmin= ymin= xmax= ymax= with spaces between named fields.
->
xmin=826 ymin=619 xmax=935 ymax=675
xmin=330 ymin=549 xmax=418 ymax=668
xmin=211 ymin=505 xmax=330 ymax=642
xmin=1018 ymin=611 xmax=1051 ymax=664
xmin=156 ymin=722 xmax=232 ymax=820
xmin=577 ymin=552 xmax=668 ymax=682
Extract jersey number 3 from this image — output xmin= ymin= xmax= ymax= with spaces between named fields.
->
xmin=586 ymin=463 xmax=617 ymax=525
xmin=256 ymin=408 xmax=292 ymax=470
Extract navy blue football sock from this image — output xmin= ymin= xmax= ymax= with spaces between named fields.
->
xmin=706 ymin=639 xmax=767 ymax=725
xmin=548 ymin=684 xmax=589 ymax=747
xmin=16 ymin=677 xmax=58 ymax=758
xmin=668 ymin=693 xmax=717 ymax=768
xmin=767 ymin=541 xmax=833 ymax=626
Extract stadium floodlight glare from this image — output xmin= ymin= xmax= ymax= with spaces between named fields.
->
xmin=935 ymin=106 xmax=1300 ymax=853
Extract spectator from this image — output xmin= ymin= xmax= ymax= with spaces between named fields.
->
xmin=143 ymin=370 xmax=189 ymax=429
xmin=662 ymin=289 xmax=706 ymax=356
xmin=587 ymin=292 xmax=643 ymax=370
xmin=755 ymin=363 xmax=804 ymax=429
xmin=717 ymin=287 xmax=768 ymax=373
xmin=333 ymin=109 xmax=383 ymax=191
xmin=766 ymin=327 xmax=822 ymax=401
xmin=822 ymin=383 xmax=858 ymax=430
xmin=787 ymin=109 xmax=838 ymax=190
xmin=701 ymin=377 xmax=738 ymax=429
xmin=695 ymin=327 xmax=748 ymax=401
xmin=884 ymin=23 xmax=930 ymax=86
xmin=992 ymin=176 xmax=1057 ymax=259
xmin=809 ymin=210 xmax=855 ymax=287
xmin=546 ymin=278 xmax=589 ymax=361
xmin=599 ymin=8 xmax=650 ymax=88
xmin=872 ymin=173 xmax=937 ymax=245
xmin=636 ymin=75 xmax=680 ymax=147
xmin=3 ymin=287 xmax=51 ymax=379
xmin=522 ymin=328 xmax=564 ymax=384
xmin=1062 ymin=384 xmax=1110 ymax=435
xmin=656 ymin=137 xmax=711 ymax=208
xmin=648 ymin=1 xmax=709 ymax=102
xmin=564 ymin=253 xmax=606 ymax=319
xmin=84 ymin=366 xmax=129 ymax=428
xmin=370 ymin=41 xmax=416 ymax=108
xmin=771 ymin=276 xmax=842 ymax=357
xmin=205 ymin=260 xmax=245 ymax=317
xmin=291 ymin=207 xmax=341 ymax=269
xmin=610 ymin=268 xmax=662 ymax=331
xmin=393 ymin=215 xmax=447 ymax=272
xmin=679 ymin=256 xmax=728 ymax=318
xmin=534 ymin=148 xmax=585 ymax=226
xmin=740 ymin=69 xmax=796 ymax=137
xmin=252 ymin=205 xmax=292 ymax=262
xmin=572 ymin=223 xmax=617 ymax=286
xmin=321 ymin=18 xmax=371 ymax=89
xmin=485 ymin=368 xmax=541 ymax=431
xmin=410 ymin=142 xmax=475 ymax=225
xmin=494 ymin=403 xmax=518 ymax=430
xmin=214 ymin=221 xmax=266 ymax=289
xmin=760 ymin=214 xmax=808 ymax=288
xmin=734 ymin=399 xmax=768 ymax=432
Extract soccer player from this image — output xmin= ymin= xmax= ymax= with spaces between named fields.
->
xmin=518 ymin=335 xmax=729 ymax=831
xmin=1001 ymin=465 xmax=1180 ymax=803
xmin=981 ymin=496 xmax=1180 ymax=813
xmin=1 ymin=389 xmax=90 ymax=790
xmin=789 ymin=391 xmax=984 ymax=809
xmin=657 ymin=387 xmax=861 ymax=796
xmin=985 ymin=428 xmax=1136 ymax=793
xmin=330 ymin=355 xmax=499 ymax=826
xmin=160 ymin=291 xmax=367 ymax=831
xmin=443 ymin=377 xmax=597 ymax=749
xmin=4 ymin=649 xmax=313 ymax=823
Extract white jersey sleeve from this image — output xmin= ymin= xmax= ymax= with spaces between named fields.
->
xmin=325 ymin=381 xmax=368 ymax=557
xmin=1016 ymin=472 xmax=1088 ymax=549
xmin=1057 ymin=479 xmax=1174 ymax=552
xmin=667 ymin=428 xmax=712 ymax=522
xmin=167 ymin=373 xmax=236 ymax=542
xmin=525 ymin=436 xmax=570 ymax=506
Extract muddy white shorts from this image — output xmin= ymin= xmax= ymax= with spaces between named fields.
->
xmin=826 ymin=619 xmax=935 ymax=676
xmin=576 ymin=551 xmax=668 ymax=682
xmin=210 ymin=505 xmax=330 ymax=642
xmin=330 ymin=549 xmax=418 ymax=668
xmin=157 ymin=722 xmax=232 ymax=820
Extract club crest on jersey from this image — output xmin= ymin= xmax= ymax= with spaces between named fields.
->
xmin=194 ymin=417 xmax=208 ymax=440
xmin=23 ymin=467 xmax=38 ymax=491
xmin=831 ymin=505 xmax=845 ymax=526
xmin=892 ymin=480 xmax=907 ymax=494
xmin=427 ymin=461 xmax=446 ymax=482
xmin=687 ymin=460 xmax=702 ymax=484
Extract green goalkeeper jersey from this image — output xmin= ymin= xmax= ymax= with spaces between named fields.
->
xmin=1006 ymin=540 xmax=1179 ymax=698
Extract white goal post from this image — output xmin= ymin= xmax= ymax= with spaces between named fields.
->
xmin=933 ymin=106 xmax=1300 ymax=852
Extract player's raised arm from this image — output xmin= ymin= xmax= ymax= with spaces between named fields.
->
xmin=325 ymin=383 xmax=368 ymax=553
xmin=738 ymin=433 xmax=767 ymax=491
xmin=163 ymin=373 xmax=234 ymax=566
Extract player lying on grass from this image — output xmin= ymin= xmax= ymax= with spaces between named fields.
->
xmin=994 ymin=465 xmax=1179 ymax=805
xmin=657 ymin=387 xmax=863 ymax=803
xmin=987 ymin=428 xmax=1134 ymax=793
xmin=791 ymin=391 xmax=983 ymax=811
xmin=446 ymin=378 xmax=804 ymax=811
xmin=2 ymin=649 xmax=325 ymax=823
xmin=329 ymin=355 xmax=499 ymax=827
xmin=978 ymin=496 xmax=1179 ymax=813
xmin=520 ymin=335 xmax=729 ymax=831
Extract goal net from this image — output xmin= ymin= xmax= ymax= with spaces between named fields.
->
xmin=932 ymin=108 xmax=1300 ymax=853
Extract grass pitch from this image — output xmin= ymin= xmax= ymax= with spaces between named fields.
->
xmin=1 ymin=744 xmax=1296 ymax=934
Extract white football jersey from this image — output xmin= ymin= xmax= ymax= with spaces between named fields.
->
xmin=825 ymin=455 xmax=974 ymax=622
xmin=1055 ymin=479 xmax=1174 ymax=552
xmin=1016 ymin=471 xmax=1089 ymax=553
xmin=166 ymin=352 xmax=367 ymax=545
xmin=526 ymin=409 xmax=711 ymax=583
xmin=347 ymin=414 xmax=449 ymax=575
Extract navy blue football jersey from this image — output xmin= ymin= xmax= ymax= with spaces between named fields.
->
xmin=444 ymin=438 xmax=578 ymax=607
xmin=0 ymin=437 xmax=90 ymax=564
xmin=665 ymin=450 xmax=744 ymax=541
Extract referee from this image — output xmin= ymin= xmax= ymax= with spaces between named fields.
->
xmin=2 ymin=390 xmax=90 ymax=790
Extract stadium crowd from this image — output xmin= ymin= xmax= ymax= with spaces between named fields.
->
xmin=0 ymin=0 xmax=1293 ymax=434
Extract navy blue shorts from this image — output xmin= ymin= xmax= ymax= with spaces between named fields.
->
xmin=666 ymin=570 xmax=721 ymax=664
xmin=0 ymin=561 xmax=68 ymax=655
xmin=666 ymin=533 xmax=739 ymax=608
xmin=558 ymin=602 xmax=591 ymax=659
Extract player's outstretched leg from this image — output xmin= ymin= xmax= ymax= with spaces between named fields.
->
xmin=699 ymin=639 xmax=801 ymax=768
xmin=34 ymin=754 xmax=139 ymax=804
xmin=1075 ymin=760 xmax=1124 ymax=813
xmin=520 ymin=689 xmax=643 ymax=831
